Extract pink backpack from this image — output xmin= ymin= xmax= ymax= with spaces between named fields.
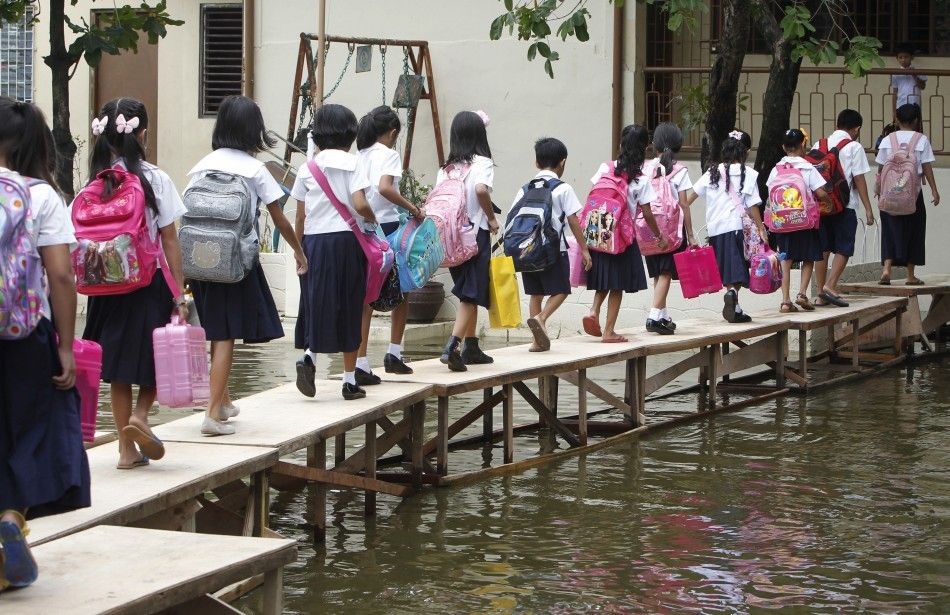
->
xmin=636 ymin=161 xmax=684 ymax=256
xmin=749 ymin=245 xmax=783 ymax=295
xmin=879 ymin=132 xmax=923 ymax=216
xmin=424 ymin=163 xmax=479 ymax=267
xmin=71 ymin=168 xmax=179 ymax=297
xmin=580 ymin=161 xmax=634 ymax=255
xmin=0 ymin=172 xmax=44 ymax=340
xmin=765 ymin=162 xmax=820 ymax=233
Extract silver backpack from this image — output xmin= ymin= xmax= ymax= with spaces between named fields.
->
xmin=180 ymin=172 xmax=257 ymax=283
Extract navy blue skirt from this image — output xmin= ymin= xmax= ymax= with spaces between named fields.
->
xmin=774 ymin=229 xmax=822 ymax=264
xmin=587 ymin=241 xmax=648 ymax=293
xmin=191 ymin=261 xmax=284 ymax=343
xmin=645 ymin=228 xmax=687 ymax=279
xmin=0 ymin=319 xmax=91 ymax=519
xmin=881 ymin=190 xmax=926 ymax=266
xmin=449 ymin=228 xmax=491 ymax=308
xmin=83 ymin=269 xmax=174 ymax=387
xmin=294 ymin=232 xmax=366 ymax=354
xmin=522 ymin=251 xmax=571 ymax=296
xmin=709 ymin=231 xmax=750 ymax=287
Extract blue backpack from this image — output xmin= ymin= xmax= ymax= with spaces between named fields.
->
xmin=503 ymin=178 xmax=563 ymax=272
xmin=387 ymin=215 xmax=445 ymax=292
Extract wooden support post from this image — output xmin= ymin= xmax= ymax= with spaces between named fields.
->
xmin=722 ymin=342 xmax=731 ymax=382
xmin=707 ymin=345 xmax=721 ymax=408
xmin=503 ymin=383 xmax=514 ymax=464
xmin=410 ymin=402 xmax=425 ymax=490
xmin=577 ymin=369 xmax=588 ymax=446
xmin=775 ymin=331 xmax=787 ymax=388
xmin=827 ymin=324 xmax=837 ymax=359
xmin=251 ymin=471 xmax=269 ymax=536
xmin=851 ymin=318 xmax=860 ymax=369
xmin=483 ymin=387 xmax=493 ymax=442
xmin=798 ymin=330 xmax=808 ymax=377
xmin=636 ymin=356 xmax=647 ymax=425
xmin=262 ymin=568 xmax=284 ymax=615
xmin=365 ymin=421 xmax=376 ymax=517
xmin=334 ymin=433 xmax=346 ymax=465
xmin=623 ymin=358 xmax=636 ymax=423
xmin=308 ymin=440 xmax=326 ymax=541
xmin=437 ymin=396 xmax=449 ymax=476
xmin=894 ymin=307 xmax=904 ymax=356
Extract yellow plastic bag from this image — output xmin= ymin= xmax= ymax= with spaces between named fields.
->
xmin=488 ymin=249 xmax=522 ymax=329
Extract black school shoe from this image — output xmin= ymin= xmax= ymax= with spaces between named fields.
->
xmin=662 ymin=319 xmax=677 ymax=330
xmin=384 ymin=353 xmax=413 ymax=374
xmin=646 ymin=318 xmax=675 ymax=335
xmin=461 ymin=337 xmax=494 ymax=365
xmin=295 ymin=355 xmax=316 ymax=398
xmin=723 ymin=290 xmax=738 ymax=322
xmin=440 ymin=336 xmax=467 ymax=372
xmin=355 ymin=367 xmax=381 ymax=386
xmin=342 ymin=383 xmax=366 ymax=400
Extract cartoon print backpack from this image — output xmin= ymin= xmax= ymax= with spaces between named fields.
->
xmin=424 ymin=163 xmax=479 ymax=268
xmin=387 ymin=215 xmax=445 ymax=292
xmin=0 ymin=172 xmax=44 ymax=340
xmin=636 ymin=161 xmax=684 ymax=256
xmin=749 ymin=244 xmax=783 ymax=295
xmin=765 ymin=162 xmax=820 ymax=233
xmin=804 ymin=138 xmax=851 ymax=216
xmin=878 ymin=132 xmax=923 ymax=216
xmin=580 ymin=161 xmax=634 ymax=255
xmin=503 ymin=177 xmax=563 ymax=272
xmin=726 ymin=171 xmax=764 ymax=261
xmin=71 ymin=168 xmax=177 ymax=297
xmin=180 ymin=171 xmax=257 ymax=283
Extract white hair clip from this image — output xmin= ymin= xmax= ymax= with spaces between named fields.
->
xmin=728 ymin=130 xmax=744 ymax=141
xmin=115 ymin=114 xmax=140 ymax=134
xmin=90 ymin=116 xmax=109 ymax=136
xmin=475 ymin=109 xmax=491 ymax=127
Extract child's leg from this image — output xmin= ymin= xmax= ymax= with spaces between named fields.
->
xmin=539 ymin=294 xmax=568 ymax=325
xmin=602 ymin=290 xmax=626 ymax=341
xmin=590 ymin=290 xmax=607 ymax=318
xmin=529 ymin=295 xmax=543 ymax=319
xmin=357 ymin=304 xmax=373 ymax=367
xmin=208 ymin=340 xmax=235 ymax=421
xmin=342 ymin=350 xmax=357 ymax=374
xmin=781 ymin=260 xmax=793 ymax=304
xmin=133 ymin=386 xmax=158 ymax=431
xmin=452 ymin=302 xmax=477 ymax=339
xmin=652 ymin=273 xmax=672 ymax=310
xmin=111 ymin=383 xmax=139 ymax=465
xmin=882 ymin=258 xmax=893 ymax=279
xmin=815 ymin=253 xmax=830 ymax=295
xmin=390 ymin=301 xmax=408 ymax=348
xmin=826 ymin=253 xmax=850 ymax=292
xmin=799 ymin=261 xmax=814 ymax=296
xmin=906 ymin=263 xmax=916 ymax=281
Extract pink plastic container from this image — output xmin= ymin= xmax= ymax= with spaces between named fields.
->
xmin=74 ymin=339 xmax=102 ymax=442
xmin=674 ymin=245 xmax=723 ymax=299
xmin=152 ymin=315 xmax=210 ymax=408
xmin=567 ymin=236 xmax=588 ymax=288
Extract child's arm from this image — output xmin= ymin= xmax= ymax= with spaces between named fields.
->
xmin=638 ymin=203 xmax=670 ymax=252
xmin=922 ymin=162 xmax=940 ymax=206
xmin=748 ymin=206 xmax=769 ymax=244
xmin=815 ymin=187 xmax=832 ymax=210
xmin=294 ymin=200 xmax=305 ymax=243
xmin=159 ymin=223 xmax=185 ymax=297
xmin=267 ymin=202 xmax=308 ymax=274
xmin=685 ymin=189 xmax=699 ymax=206
xmin=41 ymin=243 xmax=77 ymax=390
xmin=567 ymin=214 xmax=592 ymax=271
xmin=678 ymin=190 xmax=698 ymax=246
xmin=351 ymin=189 xmax=378 ymax=224
xmin=852 ymin=174 xmax=875 ymax=225
xmin=476 ymin=183 xmax=499 ymax=233
xmin=379 ymin=175 xmax=425 ymax=221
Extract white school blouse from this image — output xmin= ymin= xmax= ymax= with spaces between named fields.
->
xmin=875 ymin=130 xmax=935 ymax=177
xmin=812 ymin=131 xmax=870 ymax=211
xmin=509 ymin=170 xmax=583 ymax=251
xmin=766 ymin=156 xmax=828 ymax=193
xmin=891 ymin=66 xmax=927 ymax=107
xmin=187 ymin=148 xmax=285 ymax=211
xmin=645 ymin=157 xmax=693 ymax=196
xmin=291 ymin=149 xmax=371 ymax=235
xmin=435 ymin=155 xmax=494 ymax=231
xmin=359 ymin=142 xmax=404 ymax=224
xmin=590 ymin=161 xmax=659 ymax=219
xmin=693 ymin=164 xmax=761 ymax=237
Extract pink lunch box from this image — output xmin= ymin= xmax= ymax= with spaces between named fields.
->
xmin=73 ymin=339 xmax=102 ymax=442
xmin=567 ymin=236 xmax=588 ymax=288
xmin=153 ymin=315 xmax=210 ymax=408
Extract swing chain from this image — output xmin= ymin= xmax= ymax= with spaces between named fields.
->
xmin=379 ymin=45 xmax=388 ymax=106
xmin=402 ymin=47 xmax=414 ymax=135
xmin=323 ymin=43 xmax=356 ymax=102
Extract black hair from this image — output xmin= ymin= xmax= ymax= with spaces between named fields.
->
xmin=212 ymin=95 xmax=275 ymax=153
xmin=782 ymin=128 xmax=807 ymax=151
xmin=895 ymin=103 xmax=922 ymax=128
xmin=615 ymin=124 xmax=648 ymax=180
xmin=88 ymin=97 xmax=157 ymax=213
xmin=708 ymin=129 xmax=751 ymax=192
xmin=836 ymin=109 xmax=863 ymax=130
xmin=356 ymin=106 xmax=401 ymax=151
xmin=895 ymin=42 xmax=915 ymax=56
xmin=0 ymin=97 xmax=59 ymax=190
xmin=652 ymin=122 xmax=682 ymax=176
xmin=534 ymin=137 xmax=567 ymax=169
xmin=310 ymin=103 xmax=358 ymax=151
xmin=445 ymin=111 xmax=492 ymax=167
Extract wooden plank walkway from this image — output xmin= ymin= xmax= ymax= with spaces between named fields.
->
xmin=2 ymin=526 xmax=296 ymax=614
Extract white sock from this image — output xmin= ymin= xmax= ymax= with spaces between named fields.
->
xmin=355 ymin=357 xmax=371 ymax=372
xmin=388 ymin=343 xmax=403 ymax=357
xmin=659 ymin=308 xmax=669 ymax=320
xmin=343 ymin=371 xmax=356 ymax=385
xmin=735 ymin=305 xmax=744 ymax=314
xmin=649 ymin=308 xmax=661 ymax=320
xmin=304 ymin=349 xmax=317 ymax=362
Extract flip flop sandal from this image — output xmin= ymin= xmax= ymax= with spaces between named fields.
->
xmin=795 ymin=294 xmax=815 ymax=311
xmin=780 ymin=302 xmax=799 ymax=313
xmin=0 ymin=511 xmax=37 ymax=588
xmin=122 ymin=424 xmax=165 ymax=461
xmin=818 ymin=291 xmax=849 ymax=307
xmin=878 ymin=275 xmax=891 ymax=285
xmin=526 ymin=317 xmax=551 ymax=351
xmin=116 ymin=456 xmax=150 ymax=470
xmin=582 ymin=314 xmax=602 ymax=337
xmin=906 ymin=278 xmax=926 ymax=286
xmin=602 ymin=335 xmax=629 ymax=344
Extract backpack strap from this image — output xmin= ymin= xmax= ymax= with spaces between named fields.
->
xmin=906 ymin=131 xmax=924 ymax=156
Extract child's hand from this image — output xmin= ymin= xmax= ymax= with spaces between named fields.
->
xmin=758 ymin=227 xmax=769 ymax=244
xmin=865 ymin=211 xmax=875 ymax=225
xmin=932 ymin=192 xmax=941 ymax=207
xmin=582 ymin=250 xmax=593 ymax=271
xmin=53 ymin=345 xmax=76 ymax=390
xmin=657 ymin=236 xmax=669 ymax=252
xmin=412 ymin=206 xmax=426 ymax=222
xmin=488 ymin=218 xmax=500 ymax=234
xmin=295 ymin=250 xmax=309 ymax=275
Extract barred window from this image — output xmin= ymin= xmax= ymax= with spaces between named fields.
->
xmin=200 ymin=4 xmax=243 ymax=116
xmin=0 ymin=10 xmax=34 ymax=102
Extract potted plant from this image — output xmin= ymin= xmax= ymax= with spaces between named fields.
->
xmin=400 ymin=170 xmax=445 ymax=323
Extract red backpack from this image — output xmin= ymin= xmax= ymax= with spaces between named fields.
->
xmin=804 ymin=138 xmax=851 ymax=216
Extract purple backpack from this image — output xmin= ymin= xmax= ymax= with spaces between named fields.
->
xmin=0 ymin=172 xmax=44 ymax=340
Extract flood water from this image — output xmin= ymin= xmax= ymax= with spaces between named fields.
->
xmin=92 ymin=327 xmax=950 ymax=613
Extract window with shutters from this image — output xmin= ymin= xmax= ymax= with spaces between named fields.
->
xmin=200 ymin=4 xmax=243 ymax=116
xmin=0 ymin=9 xmax=34 ymax=102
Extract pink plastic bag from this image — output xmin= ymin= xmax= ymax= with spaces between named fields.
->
xmin=153 ymin=315 xmax=210 ymax=408
xmin=749 ymin=245 xmax=783 ymax=295
xmin=673 ymin=245 xmax=723 ymax=299
xmin=73 ymin=339 xmax=102 ymax=442
xmin=567 ymin=235 xmax=587 ymax=288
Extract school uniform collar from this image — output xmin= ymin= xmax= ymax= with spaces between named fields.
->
xmin=188 ymin=148 xmax=263 ymax=177
xmin=315 ymin=148 xmax=358 ymax=172
xmin=363 ymin=142 xmax=391 ymax=155
xmin=534 ymin=170 xmax=559 ymax=181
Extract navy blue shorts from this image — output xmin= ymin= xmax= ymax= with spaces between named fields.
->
xmin=522 ymin=252 xmax=571 ymax=296
xmin=818 ymin=209 xmax=857 ymax=257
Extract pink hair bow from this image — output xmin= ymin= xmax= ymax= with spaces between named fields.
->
xmin=90 ymin=116 xmax=109 ymax=136
xmin=115 ymin=114 xmax=140 ymax=134
xmin=475 ymin=110 xmax=490 ymax=127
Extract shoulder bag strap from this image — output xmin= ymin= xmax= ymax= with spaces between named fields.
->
xmin=307 ymin=159 xmax=375 ymax=258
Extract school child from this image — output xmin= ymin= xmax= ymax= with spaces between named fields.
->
xmin=292 ymin=104 xmax=378 ymax=400
xmin=643 ymin=122 xmax=698 ymax=335
xmin=511 ymin=137 xmax=591 ymax=351
xmin=891 ymin=43 xmax=928 ymax=109
xmin=0 ymin=98 xmax=90 ymax=590
xmin=689 ymin=130 xmax=768 ymax=323
xmin=80 ymin=98 xmax=187 ymax=470
xmin=812 ymin=110 xmax=876 ymax=308
xmin=354 ymin=106 xmax=426 ymax=383
xmin=583 ymin=124 xmax=665 ymax=343
xmin=766 ymin=129 xmax=830 ymax=312
xmin=438 ymin=111 xmax=499 ymax=372
xmin=876 ymin=103 xmax=940 ymax=285
xmin=186 ymin=95 xmax=308 ymax=436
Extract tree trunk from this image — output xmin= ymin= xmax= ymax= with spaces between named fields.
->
xmin=702 ymin=0 xmax=751 ymax=171
xmin=43 ymin=0 xmax=78 ymax=198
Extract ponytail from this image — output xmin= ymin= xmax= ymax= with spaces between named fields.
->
xmin=356 ymin=105 xmax=401 ymax=151
xmin=0 ymin=96 xmax=60 ymax=190
xmin=88 ymin=97 xmax=157 ymax=213
xmin=615 ymin=124 xmax=649 ymax=181
xmin=651 ymin=122 xmax=683 ymax=177
xmin=710 ymin=129 xmax=751 ymax=191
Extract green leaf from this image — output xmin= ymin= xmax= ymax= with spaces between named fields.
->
xmin=537 ymin=41 xmax=551 ymax=58
xmin=575 ymin=23 xmax=589 ymax=42
xmin=544 ymin=58 xmax=554 ymax=79
xmin=504 ymin=0 xmax=513 ymax=11
xmin=490 ymin=15 xmax=506 ymax=40
xmin=527 ymin=42 xmax=537 ymax=61
xmin=668 ymin=12 xmax=683 ymax=31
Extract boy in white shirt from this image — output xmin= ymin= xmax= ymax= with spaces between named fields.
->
xmin=510 ymin=138 xmax=591 ymax=351
xmin=812 ymin=109 xmax=875 ymax=308
xmin=891 ymin=43 xmax=927 ymax=109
